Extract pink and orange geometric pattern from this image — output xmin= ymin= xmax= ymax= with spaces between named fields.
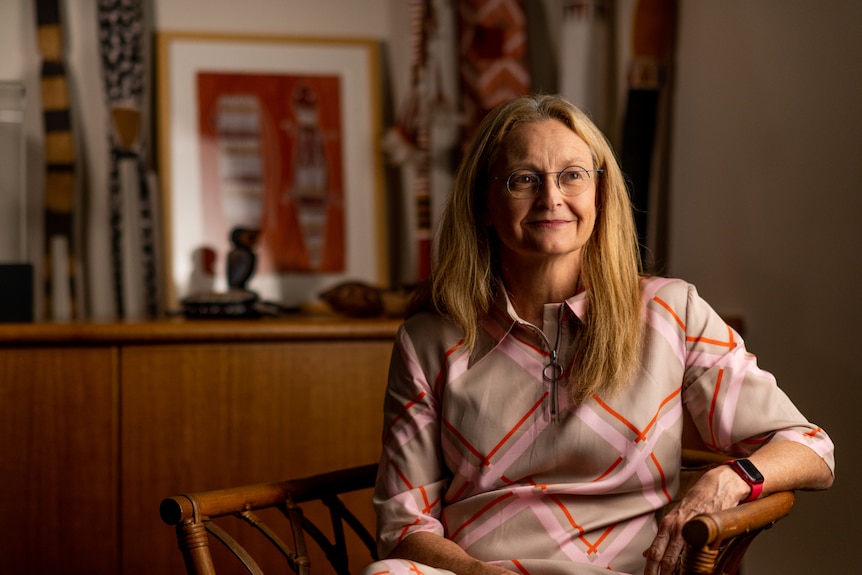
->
xmin=372 ymin=277 xmax=834 ymax=574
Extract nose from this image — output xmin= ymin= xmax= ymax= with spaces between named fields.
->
xmin=535 ymin=172 xmax=564 ymax=206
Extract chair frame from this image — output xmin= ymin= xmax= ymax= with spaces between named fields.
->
xmin=159 ymin=464 xmax=379 ymax=575
xmin=160 ymin=452 xmax=794 ymax=575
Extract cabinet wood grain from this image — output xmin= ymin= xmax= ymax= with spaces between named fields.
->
xmin=0 ymin=317 xmax=399 ymax=574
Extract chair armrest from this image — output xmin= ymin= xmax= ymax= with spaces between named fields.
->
xmin=682 ymin=490 xmax=796 ymax=549
xmin=160 ymin=463 xmax=378 ymax=525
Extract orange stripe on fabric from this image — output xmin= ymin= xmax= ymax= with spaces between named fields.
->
xmin=641 ymin=386 xmax=683 ymax=439
xmin=592 ymin=395 xmax=646 ymax=442
xmin=650 ymin=452 xmax=672 ymax=502
xmin=443 ymin=418 xmax=486 ymax=462
xmin=522 ymin=476 xmax=550 ymax=492
xmin=804 ymin=426 xmax=823 ymax=438
xmin=687 ymin=323 xmax=737 ymax=349
xmin=484 ymin=393 xmax=547 ymax=465
xmin=445 ymin=339 xmax=465 ymax=359
xmin=511 ymin=329 xmax=548 ymax=356
xmin=708 ymin=369 xmax=724 ymax=448
xmin=397 ymin=518 xmax=421 ymax=544
xmin=434 ymin=340 xmax=464 ymax=389
xmin=512 ymin=559 xmax=531 ymax=575
xmin=686 ymin=335 xmax=735 ymax=349
xmin=593 ymin=457 xmax=623 ymax=482
xmin=552 ymin=493 xmax=615 ymax=555
xmin=551 ymin=495 xmax=586 ymax=537
xmin=419 ymin=484 xmax=433 ymax=514
xmin=449 ymin=491 xmax=515 ymax=540
xmin=451 ymin=480 xmax=471 ymax=501
xmin=726 ymin=323 xmax=736 ymax=346
xmin=590 ymin=525 xmax=616 ymax=555
xmin=385 ymin=390 xmax=427 ymax=441
xmin=654 ymin=296 xmax=685 ymax=330
xmin=392 ymin=461 xmax=413 ymax=490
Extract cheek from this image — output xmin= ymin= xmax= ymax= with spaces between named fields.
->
xmin=574 ymin=193 xmax=598 ymax=222
xmin=489 ymin=205 xmax=528 ymax=235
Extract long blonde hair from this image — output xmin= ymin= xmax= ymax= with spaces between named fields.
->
xmin=419 ymin=94 xmax=643 ymax=402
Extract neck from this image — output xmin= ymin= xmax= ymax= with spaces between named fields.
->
xmin=501 ymin=258 xmax=581 ymax=327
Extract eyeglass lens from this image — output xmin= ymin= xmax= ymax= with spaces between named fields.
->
xmin=506 ymin=167 xmax=592 ymax=198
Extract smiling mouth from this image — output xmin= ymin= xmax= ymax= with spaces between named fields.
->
xmin=529 ymin=219 xmax=571 ymax=226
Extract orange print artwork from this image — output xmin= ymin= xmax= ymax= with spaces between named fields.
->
xmin=197 ymin=72 xmax=345 ymax=274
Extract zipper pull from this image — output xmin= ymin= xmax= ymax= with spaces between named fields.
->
xmin=543 ymin=350 xmax=562 ymax=421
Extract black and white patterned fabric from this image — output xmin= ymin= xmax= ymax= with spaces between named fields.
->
xmin=97 ymin=0 xmax=159 ymax=318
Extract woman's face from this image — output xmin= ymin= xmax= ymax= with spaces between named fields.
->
xmin=484 ymin=119 xmax=598 ymax=270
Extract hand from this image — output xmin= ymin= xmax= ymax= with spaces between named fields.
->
xmin=643 ymin=465 xmax=749 ymax=575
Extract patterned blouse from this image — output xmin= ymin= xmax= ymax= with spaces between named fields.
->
xmin=373 ymin=277 xmax=835 ymax=574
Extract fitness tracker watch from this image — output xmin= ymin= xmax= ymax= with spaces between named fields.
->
xmin=724 ymin=458 xmax=764 ymax=502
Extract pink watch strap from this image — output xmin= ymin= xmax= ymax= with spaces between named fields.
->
xmin=745 ymin=480 xmax=763 ymax=502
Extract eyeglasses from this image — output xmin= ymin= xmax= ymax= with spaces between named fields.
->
xmin=491 ymin=166 xmax=603 ymax=199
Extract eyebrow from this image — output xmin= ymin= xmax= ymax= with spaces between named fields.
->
xmin=506 ymin=162 xmax=593 ymax=171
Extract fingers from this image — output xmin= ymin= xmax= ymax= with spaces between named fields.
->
xmin=644 ymin=514 xmax=686 ymax=575
xmin=659 ymin=530 xmax=686 ymax=574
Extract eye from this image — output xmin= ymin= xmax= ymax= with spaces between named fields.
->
xmin=560 ymin=167 xmax=584 ymax=183
xmin=508 ymin=170 xmax=538 ymax=188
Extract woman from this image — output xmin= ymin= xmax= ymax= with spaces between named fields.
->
xmin=366 ymin=95 xmax=834 ymax=575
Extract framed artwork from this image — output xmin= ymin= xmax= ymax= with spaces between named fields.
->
xmin=156 ymin=32 xmax=387 ymax=309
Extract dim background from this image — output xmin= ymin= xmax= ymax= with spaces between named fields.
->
xmin=0 ymin=1 xmax=858 ymax=572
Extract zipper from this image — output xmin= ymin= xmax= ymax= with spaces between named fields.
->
xmin=541 ymin=304 xmax=566 ymax=422
xmin=507 ymin=301 xmax=567 ymax=422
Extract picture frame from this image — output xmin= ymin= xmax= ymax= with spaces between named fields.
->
xmin=156 ymin=32 xmax=387 ymax=310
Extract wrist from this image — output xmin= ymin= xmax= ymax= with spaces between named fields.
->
xmin=723 ymin=458 xmax=764 ymax=502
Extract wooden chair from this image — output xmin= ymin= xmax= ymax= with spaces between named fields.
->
xmin=160 ymin=451 xmax=794 ymax=575
xmin=159 ymin=464 xmax=379 ymax=575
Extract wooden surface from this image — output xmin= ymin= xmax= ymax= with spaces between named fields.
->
xmin=0 ymin=346 xmax=118 ymax=574
xmin=0 ymin=317 xmax=400 ymax=575
xmin=0 ymin=314 xmax=401 ymax=344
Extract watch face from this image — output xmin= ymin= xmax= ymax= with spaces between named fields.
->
xmin=735 ymin=458 xmax=764 ymax=483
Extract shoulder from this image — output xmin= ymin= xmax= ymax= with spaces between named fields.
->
xmin=640 ymin=276 xmax=696 ymax=309
xmin=640 ymin=276 xmax=720 ymax=324
xmin=398 ymin=311 xmax=467 ymax=358
xmin=640 ymin=276 xmax=731 ymax=339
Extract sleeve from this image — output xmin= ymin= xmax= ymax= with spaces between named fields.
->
xmin=679 ymin=283 xmax=835 ymax=476
xmin=372 ymin=318 xmax=454 ymax=558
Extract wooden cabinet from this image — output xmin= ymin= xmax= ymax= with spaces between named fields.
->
xmin=0 ymin=317 xmax=399 ymax=574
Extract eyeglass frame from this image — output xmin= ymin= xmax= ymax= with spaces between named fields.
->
xmin=490 ymin=165 xmax=604 ymax=199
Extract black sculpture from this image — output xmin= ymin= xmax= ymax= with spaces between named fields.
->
xmin=227 ymin=227 xmax=261 ymax=292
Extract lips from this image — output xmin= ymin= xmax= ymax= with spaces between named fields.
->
xmin=528 ymin=219 xmax=572 ymax=227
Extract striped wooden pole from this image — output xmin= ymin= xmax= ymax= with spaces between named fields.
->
xmin=35 ymin=0 xmax=78 ymax=320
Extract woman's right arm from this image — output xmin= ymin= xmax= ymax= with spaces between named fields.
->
xmin=388 ymin=532 xmax=516 ymax=575
xmin=376 ymin=320 xmax=516 ymax=575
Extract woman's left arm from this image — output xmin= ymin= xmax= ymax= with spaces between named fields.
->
xmin=642 ymin=281 xmax=835 ymax=574
xmin=644 ymin=440 xmax=833 ymax=575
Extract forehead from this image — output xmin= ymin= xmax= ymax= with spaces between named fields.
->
xmin=497 ymin=119 xmax=592 ymax=167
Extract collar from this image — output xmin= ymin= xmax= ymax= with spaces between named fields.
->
xmin=468 ymin=287 xmax=589 ymax=368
